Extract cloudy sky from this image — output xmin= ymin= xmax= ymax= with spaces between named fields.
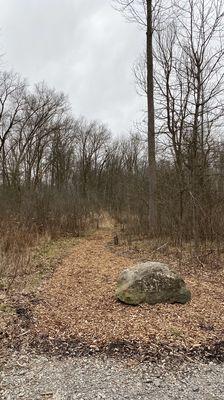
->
xmin=0 ymin=0 xmax=146 ymax=136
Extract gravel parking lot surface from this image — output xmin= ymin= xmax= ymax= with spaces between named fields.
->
xmin=1 ymin=353 xmax=224 ymax=400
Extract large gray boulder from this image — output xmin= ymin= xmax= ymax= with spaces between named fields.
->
xmin=116 ymin=262 xmax=191 ymax=305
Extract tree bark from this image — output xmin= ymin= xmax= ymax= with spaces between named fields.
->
xmin=147 ymin=0 xmax=157 ymax=233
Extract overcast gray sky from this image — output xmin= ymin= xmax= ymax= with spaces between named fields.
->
xmin=0 ymin=0 xmax=146 ymax=136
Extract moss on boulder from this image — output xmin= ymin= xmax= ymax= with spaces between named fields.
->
xmin=116 ymin=262 xmax=191 ymax=305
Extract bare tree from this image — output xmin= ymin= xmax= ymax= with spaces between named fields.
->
xmin=152 ymin=0 xmax=224 ymax=248
xmin=7 ymin=83 xmax=69 ymax=188
xmin=0 ymin=71 xmax=26 ymax=185
xmin=133 ymin=0 xmax=224 ymax=246
xmin=73 ymin=118 xmax=110 ymax=197
xmin=113 ymin=0 xmax=159 ymax=233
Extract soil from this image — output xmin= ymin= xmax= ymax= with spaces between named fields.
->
xmin=1 ymin=225 xmax=223 ymax=362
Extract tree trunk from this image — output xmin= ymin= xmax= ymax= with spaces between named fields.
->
xmin=147 ymin=0 xmax=157 ymax=233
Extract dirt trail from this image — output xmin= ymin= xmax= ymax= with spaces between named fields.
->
xmin=1 ymin=222 xmax=224 ymax=399
xmin=28 ymin=225 xmax=224 ymax=359
xmin=32 ymin=229 xmax=137 ymax=345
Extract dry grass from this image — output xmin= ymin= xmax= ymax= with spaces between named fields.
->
xmin=0 ymin=220 xmax=80 ymax=293
xmin=29 ymin=229 xmax=224 ymax=356
xmin=0 ymin=229 xmax=79 ymax=362
xmin=1 ymin=218 xmax=223 ymax=362
xmin=0 ymin=222 xmax=38 ymax=292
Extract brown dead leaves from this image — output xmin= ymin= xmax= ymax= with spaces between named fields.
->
xmin=30 ymin=231 xmax=224 ymax=358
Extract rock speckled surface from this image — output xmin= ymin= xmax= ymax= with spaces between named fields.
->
xmin=1 ymin=352 xmax=224 ymax=400
xmin=116 ymin=262 xmax=191 ymax=305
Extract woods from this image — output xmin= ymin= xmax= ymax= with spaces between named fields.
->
xmin=1 ymin=3 xmax=224 ymax=391
xmin=0 ymin=0 xmax=224 ymax=285
xmin=113 ymin=0 xmax=224 ymax=247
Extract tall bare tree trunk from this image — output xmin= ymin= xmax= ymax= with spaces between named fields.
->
xmin=147 ymin=0 xmax=157 ymax=233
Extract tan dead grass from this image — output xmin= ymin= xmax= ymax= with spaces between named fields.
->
xmin=31 ymin=230 xmax=224 ymax=353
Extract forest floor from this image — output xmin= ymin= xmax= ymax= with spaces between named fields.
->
xmin=1 ymin=217 xmax=223 ymax=364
